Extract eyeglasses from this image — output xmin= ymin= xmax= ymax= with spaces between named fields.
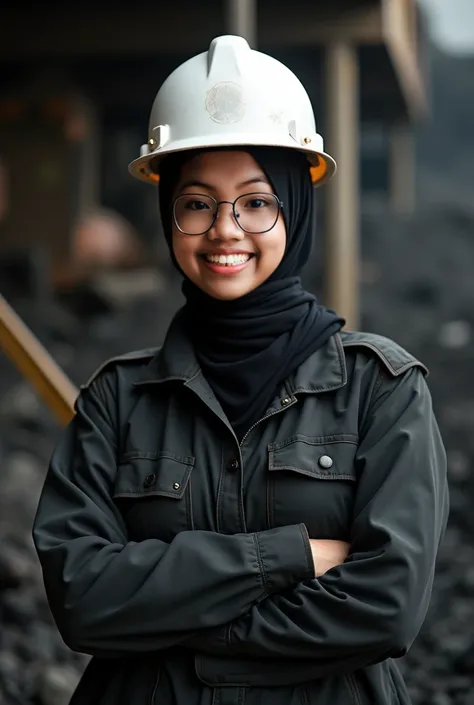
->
xmin=172 ymin=192 xmax=283 ymax=236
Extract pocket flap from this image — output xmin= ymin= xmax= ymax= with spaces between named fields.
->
xmin=114 ymin=452 xmax=194 ymax=499
xmin=268 ymin=434 xmax=358 ymax=481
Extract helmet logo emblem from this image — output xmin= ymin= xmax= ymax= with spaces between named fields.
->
xmin=205 ymin=82 xmax=246 ymax=124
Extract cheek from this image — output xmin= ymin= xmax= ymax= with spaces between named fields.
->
xmin=259 ymin=221 xmax=286 ymax=269
xmin=172 ymin=231 xmax=197 ymax=273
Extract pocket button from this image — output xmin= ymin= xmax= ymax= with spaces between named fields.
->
xmin=318 ymin=455 xmax=333 ymax=469
xmin=144 ymin=473 xmax=156 ymax=488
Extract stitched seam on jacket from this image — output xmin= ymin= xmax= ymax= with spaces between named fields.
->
xmin=343 ymin=340 xmax=427 ymax=376
xmin=253 ymin=533 xmax=270 ymax=594
xmin=344 ymin=673 xmax=362 ymax=705
xmin=358 ymin=367 xmax=384 ymax=439
xmin=119 ymin=451 xmax=195 ymax=464
xmin=268 ymin=434 xmax=358 ymax=451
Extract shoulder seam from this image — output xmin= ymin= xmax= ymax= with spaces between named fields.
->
xmin=342 ymin=337 xmax=428 ymax=377
xmin=80 ymin=348 xmax=159 ymax=390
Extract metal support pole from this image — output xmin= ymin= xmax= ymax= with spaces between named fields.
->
xmin=389 ymin=121 xmax=415 ymax=216
xmin=324 ymin=42 xmax=359 ymax=330
xmin=225 ymin=0 xmax=257 ymax=47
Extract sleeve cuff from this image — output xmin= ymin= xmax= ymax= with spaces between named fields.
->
xmin=255 ymin=523 xmax=314 ymax=595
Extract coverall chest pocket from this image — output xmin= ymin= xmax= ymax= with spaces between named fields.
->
xmin=113 ymin=451 xmax=194 ymax=543
xmin=266 ymin=434 xmax=358 ymax=540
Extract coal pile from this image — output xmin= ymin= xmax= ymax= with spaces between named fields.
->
xmin=360 ymin=206 xmax=474 ymax=705
xmin=1 ymin=208 xmax=473 ymax=704
xmin=0 ymin=399 xmax=88 ymax=705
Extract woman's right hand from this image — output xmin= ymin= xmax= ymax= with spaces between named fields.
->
xmin=309 ymin=539 xmax=351 ymax=577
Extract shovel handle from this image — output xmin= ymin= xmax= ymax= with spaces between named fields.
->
xmin=0 ymin=293 xmax=78 ymax=426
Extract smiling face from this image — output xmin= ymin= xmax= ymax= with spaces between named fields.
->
xmin=171 ymin=150 xmax=286 ymax=300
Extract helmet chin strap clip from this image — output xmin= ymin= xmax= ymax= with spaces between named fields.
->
xmin=147 ymin=125 xmax=171 ymax=153
xmin=140 ymin=125 xmax=171 ymax=156
xmin=288 ymin=120 xmax=314 ymax=147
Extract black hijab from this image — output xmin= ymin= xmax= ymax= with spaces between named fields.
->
xmin=159 ymin=146 xmax=344 ymax=439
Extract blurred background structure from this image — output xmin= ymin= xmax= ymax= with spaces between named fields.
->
xmin=1 ymin=1 xmax=473 ymax=704
xmin=0 ymin=0 xmax=429 ymax=331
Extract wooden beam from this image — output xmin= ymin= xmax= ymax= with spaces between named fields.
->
xmin=323 ymin=42 xmax=360 ymax=330
xmin=381 ymin=0 xmax=428 ymax=120
xmin=0 ymin=3 xmax=384 ymax=58
xmin=0 ymin=294 xmax=77 ymax=426
xmin=225 ymin=0 xmax=257 ymax=47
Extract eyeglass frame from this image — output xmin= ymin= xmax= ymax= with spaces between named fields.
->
xmin=172 ymin=191 xmax=284 ymax=236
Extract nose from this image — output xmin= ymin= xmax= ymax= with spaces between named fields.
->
xmin=207 ymin=203 xmax=244 ymax=242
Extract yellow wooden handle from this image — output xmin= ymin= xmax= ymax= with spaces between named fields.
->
xmin=0 ymin=293 xmax=78 ymax=426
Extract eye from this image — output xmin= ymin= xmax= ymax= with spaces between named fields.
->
xmin=242 ymin=196 xmax=273 ymax=209
xmin=185 ymin=199 xmax=211 ymax=211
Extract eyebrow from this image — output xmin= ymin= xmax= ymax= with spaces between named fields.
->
xmin=179 ymin=175 xmax=270 ymax=191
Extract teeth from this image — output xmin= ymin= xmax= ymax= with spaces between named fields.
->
xmin=205 ymin=253 xmax=250 ymax=266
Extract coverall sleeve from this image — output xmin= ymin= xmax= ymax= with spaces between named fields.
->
xmin=32 ymin=376 xmax=313 ymax=658
xmin=187 ymin=366 xmax=449 ymax=683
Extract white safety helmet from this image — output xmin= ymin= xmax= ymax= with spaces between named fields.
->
xmin=129 ymin=35 xmax=336 ymax=187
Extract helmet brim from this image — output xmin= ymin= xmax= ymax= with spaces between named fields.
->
xmin=129 ymin=141 xmax=337 ymax=188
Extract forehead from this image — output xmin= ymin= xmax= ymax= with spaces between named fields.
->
xmin=179 ymin=150 xmax=265 ymax=182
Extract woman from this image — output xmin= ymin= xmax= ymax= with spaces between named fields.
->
xmin=33 ymin=36 xmax=448 ymax=705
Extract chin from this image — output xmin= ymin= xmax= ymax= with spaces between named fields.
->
xmin=207 ymin=289 xmax=248 ymax=301
xmin=203 ymin=283 xmax=253 ymax=301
